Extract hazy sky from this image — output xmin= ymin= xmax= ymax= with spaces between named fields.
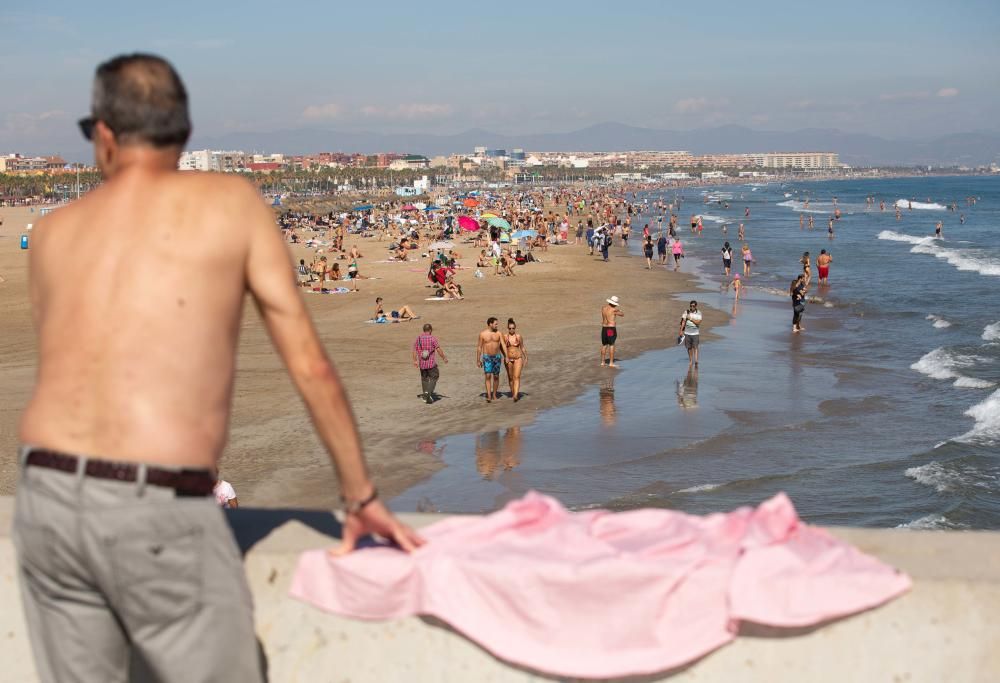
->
xmin=2 ymin=0 xmax=999 ymax=155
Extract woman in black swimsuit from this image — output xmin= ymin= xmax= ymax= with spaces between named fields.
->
xmin=501 ymin=318 xmax=528 ymax=401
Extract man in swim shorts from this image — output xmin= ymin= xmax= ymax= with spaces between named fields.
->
xmin=817 ymin=249 xmax=832 ymax=285
xmin=477 ymin=317 xmax=503 ymax=402
xmin=601 ymin=296 xmax=624 ymax=368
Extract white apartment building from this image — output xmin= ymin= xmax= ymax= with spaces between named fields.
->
xmin=746 ymin=153 xmax=839 ymax=170
xmin=179 ymin=150 xmax=247 ymax=172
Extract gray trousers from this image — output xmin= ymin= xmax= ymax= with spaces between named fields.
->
xmin=11 ymin=448 xmax=264 ymax=683
xmin=420 ymin=365 xmax=440 ymax=398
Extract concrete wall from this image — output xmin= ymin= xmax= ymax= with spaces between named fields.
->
xmin=2 ymin=496 xmax=998 ymax=682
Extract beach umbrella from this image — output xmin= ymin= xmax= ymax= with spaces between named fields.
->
xmin=458 ymin=216 xmax=481 ymax=232
xmin=352 ymin=204 xmax=374 ymax=211
xmin=511 ymin=229 xmax=537 ymax=239
xmin=480 ymin=212 xmax=499 ymax=219
xmin=463 ymin=198 xmax=479 ymax=208
xmin=414 ymin=202 xmax=427 ymax=210
xmin=424 ymin=204 xmax=442 ymax=211
xmin=486 ymin=216 xmax=512 ymax=230
xmin=499 ymin=233 xmax=511 ymax=243
xmin=401 ymin=204 xmax=418 ymax=211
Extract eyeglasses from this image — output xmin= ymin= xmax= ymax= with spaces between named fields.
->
xmin=78 ymin=117 xmax=96 ymax=141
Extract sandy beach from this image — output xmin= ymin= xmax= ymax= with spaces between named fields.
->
xmin=0 ymin=201 xmax=722 ymax=507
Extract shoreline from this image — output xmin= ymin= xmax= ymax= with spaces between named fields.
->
xmin=0 ymin=202 xmax=725 ymax=506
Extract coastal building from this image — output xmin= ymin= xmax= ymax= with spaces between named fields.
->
xmin=0 ymin=154 xmax=68 ymax=172
xmin=179 ymin=150 xmax=248 ymax=172
xmin=746 ymin=152 xmax=839 ymax=170
xmin=701 ymin=171 xmax=727 ymax=179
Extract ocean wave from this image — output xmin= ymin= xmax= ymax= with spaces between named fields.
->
xmin=695 ymin=214 xmax=726 ymax=224
xmin=895 ymin=513 xmax=964 ymax=530
xmin=904 ymin=461 xmax=995 ymax=493
xmin=676 ymin=483 xmax=721 ymax=493
xmin=878 ymin=230 xmax=1000 ymax=277
xmin=776 ymin=199 xmax=830 ymax=214
xmin=983 ymin=321 xmax=1000 ymax=341
xmin=910 ymin=348 xmax=994 ymax=388
xmin=894 ymin=199 xmax=947 ymax=210
xmin=926 ymin=314 xmax=952 ymax=329
xmin=956 ymin=389 xmax=1000 ymax=444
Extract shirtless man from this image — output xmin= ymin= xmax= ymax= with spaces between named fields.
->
xmin=13 ymin=54 xmax=421 ymax=683
xmin=477 ymin=317 xmax=503 ymax=402
xmin=601 ymin=296 xmax=624 ymax=368
xmin=816 ymin=249 xmax=832 ymax=284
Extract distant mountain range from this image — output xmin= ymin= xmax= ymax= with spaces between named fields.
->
xmin=190 ymin=122 xmax=1000 ymax=167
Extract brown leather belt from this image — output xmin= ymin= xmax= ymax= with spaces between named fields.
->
xmin=25 ymin=449 xmax=215 ymax=497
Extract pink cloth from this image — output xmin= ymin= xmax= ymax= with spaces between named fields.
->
xmin=290 ymin=493 xmax=910 ymax=678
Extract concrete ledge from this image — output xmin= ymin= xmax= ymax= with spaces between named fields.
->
xmin=2 ymin=497 xmax=999 ymax=682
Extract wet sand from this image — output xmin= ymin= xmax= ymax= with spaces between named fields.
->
xmin=0 ymin=203 xmax=724 ymax=506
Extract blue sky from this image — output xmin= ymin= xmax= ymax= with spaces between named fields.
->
xmin=2 ymin=0 xmax=998 ymax=154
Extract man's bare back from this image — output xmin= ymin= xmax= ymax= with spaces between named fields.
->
xmin=21 ymin=168 xmax=296 ymax=468
xmin=602 ymin=304 xmax=621 ymax=327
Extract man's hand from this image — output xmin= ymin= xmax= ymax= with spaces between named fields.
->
xmin=329 ymin=500 xmax=426 ymax=556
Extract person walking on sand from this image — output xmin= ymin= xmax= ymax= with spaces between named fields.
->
xmin=679 ymin=300 xmax=702 ymax=369
xmin=414 ymin=322 xmax=447 ymax=403
xmin=13 ymin=53 xmax=422 ymax=683
xmin=601 ymin=296 xmax=624 ymax=368
xmin=501 ymin=318 xmax=528 ymax=401
xmin=657 ymin=232 xmax=668 ymax=265
xmin=477 ymin=317 xmax=503 ymax=403
xmin=816 ymin=249 xmax=832 ymax=285
xmin=671 ymin=236 xmax=684 ymax=271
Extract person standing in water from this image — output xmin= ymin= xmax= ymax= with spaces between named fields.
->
xmin=501 ymin=318 xmax=527 ymax=401
xmin=678 ymin=300 xmax=702 ymax=369
xmin=741 ymin=243 xmax=753 ymax=276
xmin=791 ymin=274 xmax=807 ymax=333
xmin=816 ymin=249 xmax=832 ymax=285
xmin=721 ymin=241 xmax=733 ymax=277
xmin=801 ymin=251 xmax=812 ymax=287
xmin=601 ymin=296 xmax=624 ymax=368
xmin=643 ymin=234 xmax=655 ymax=269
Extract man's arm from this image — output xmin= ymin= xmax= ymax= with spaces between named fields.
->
xmin=476 ymin=333 xmax=484 ymax=366
xmin=436 ymin=345 xmax=448 ymax=363
xmin=242 ymin=184 xmax=421 ymax=552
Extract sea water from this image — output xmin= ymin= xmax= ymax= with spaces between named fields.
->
xmin=391 ymin=175 xmax=1000 ymax=530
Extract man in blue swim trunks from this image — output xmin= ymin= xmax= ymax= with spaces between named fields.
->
xmin=476 ymin=317 xmax=504 ymax=403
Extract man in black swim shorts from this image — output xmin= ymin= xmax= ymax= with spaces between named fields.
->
xmin=600 ymin=296 xmax=624 ymax=367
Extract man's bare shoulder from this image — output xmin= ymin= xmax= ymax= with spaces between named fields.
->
xmin=169 ymin=171 xmax=261 ymax=206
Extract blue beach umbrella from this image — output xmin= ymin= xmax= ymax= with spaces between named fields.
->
xmin=511 ymin=229 xmax=537 ymax=239
xmin=352 ymin=204 xmax=374 ymax=211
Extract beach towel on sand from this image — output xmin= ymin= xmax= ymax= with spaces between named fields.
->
xmin=290 ymin=492 xmax=910 ymax=679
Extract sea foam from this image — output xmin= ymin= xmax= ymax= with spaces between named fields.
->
xmin=983 ymin=321 xmax=1000 ymax=342
xmin=894 ymin=199 xmax=947 ymax=210
xmin=910 ymin=348 xmax=994 ymax=388
xmin=925 ymin=314 xmax=952 ymax=329
xmin=957 ymin=389 xmax=1000 ymax=444
xmin=878 ymin=231 xmax=1000 ymax=277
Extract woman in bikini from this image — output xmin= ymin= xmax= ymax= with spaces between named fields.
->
xmin=800 ymin=251 xmax=811 ymax=287
xmin=501 ymin=318 xmax=528 ymax=401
